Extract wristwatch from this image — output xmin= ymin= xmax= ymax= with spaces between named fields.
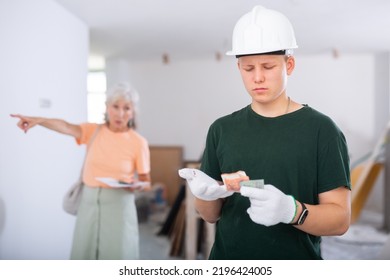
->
xmin=292 ymin=201 xmax=309 ymax=225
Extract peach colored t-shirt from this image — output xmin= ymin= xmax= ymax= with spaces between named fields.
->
xmin=76 ymin=123 xmax=150 ymax=188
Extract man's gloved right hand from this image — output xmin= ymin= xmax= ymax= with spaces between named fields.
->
xmin=178 ymin=168 xmax=234 ymax=201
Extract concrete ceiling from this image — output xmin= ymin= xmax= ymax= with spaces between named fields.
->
xmin=54 ymin=0 xmax=390 ymax=61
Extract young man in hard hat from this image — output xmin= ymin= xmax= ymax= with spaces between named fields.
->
xmin=179 ymin=5 xmax=351 ymax=259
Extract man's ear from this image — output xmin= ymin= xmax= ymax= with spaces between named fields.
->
xmin=286 ymin=56 xmax=295 ymax=75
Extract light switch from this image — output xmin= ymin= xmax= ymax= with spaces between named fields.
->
xmin=39 ymin=98 xmax=51 ymax=108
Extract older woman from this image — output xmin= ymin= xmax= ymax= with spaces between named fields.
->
xmin=11 ymin=82 xmax=151 ymax=259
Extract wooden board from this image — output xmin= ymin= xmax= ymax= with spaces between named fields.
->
xmin=351 ymin=120 xmax=389 ymax=223
xmin=150 ymin=146 xmax=184 ymax=206
xmin=351 ymin=162 xmax=383 ymax=223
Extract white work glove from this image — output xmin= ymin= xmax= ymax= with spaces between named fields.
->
xmin=240 ymin=184 xmax=296 ymax=227
xmin=178 ymin=168 xmax=234 ymax=201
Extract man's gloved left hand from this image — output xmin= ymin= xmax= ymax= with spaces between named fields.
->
xmin=178 ymin=168 xmax=234 ymax=201
xmin=240 ymin=184 xmax=296 ymax=226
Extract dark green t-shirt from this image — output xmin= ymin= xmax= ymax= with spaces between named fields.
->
xmin=200 ymin=105 xmax=350 ymax=260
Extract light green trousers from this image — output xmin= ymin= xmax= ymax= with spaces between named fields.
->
xmin=70 ymin=185 xmax=139 ymax=259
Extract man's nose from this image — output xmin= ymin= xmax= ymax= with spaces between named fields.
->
xmin=254 ymin=68 xmax=265 ymax=83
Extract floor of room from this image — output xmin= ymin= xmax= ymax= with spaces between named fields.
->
xmin=321 ymin=209 xmax=390 ymax=260
xmin=138 ymin=207 xmax=390 ymax=260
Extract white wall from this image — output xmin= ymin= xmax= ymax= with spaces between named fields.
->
xmin=374 ymin=53 xmax=390 ymax=138
xmin=0 ymin=0 xmax=88 ymax=259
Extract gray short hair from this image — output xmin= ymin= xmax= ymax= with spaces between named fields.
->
xmin=105 ymin=82 xmax=140 ymax=128
xmin=106 ymin=82 xmax=139 ymax=112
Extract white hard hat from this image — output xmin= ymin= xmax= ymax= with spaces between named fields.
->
xmin=226 ymin=5 xmax=298 ymax=57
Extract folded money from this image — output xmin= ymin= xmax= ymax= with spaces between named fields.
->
xmin=221 ymin=171 xmax=250 ymax=191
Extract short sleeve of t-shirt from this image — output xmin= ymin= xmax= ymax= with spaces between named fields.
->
xmin=75 ymin=123 xmax=99 ymax=146
xmin=317 ymin=119 xmax=351 ymax=192
xmin=135 ymin=138 xmax=151 ymax=174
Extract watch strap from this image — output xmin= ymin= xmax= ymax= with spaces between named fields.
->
xmin=292 ymin=201 xmax=308 ymax=225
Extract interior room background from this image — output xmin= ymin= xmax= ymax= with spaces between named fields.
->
xmin=0 ymin=0 xmax=389 ymax=259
